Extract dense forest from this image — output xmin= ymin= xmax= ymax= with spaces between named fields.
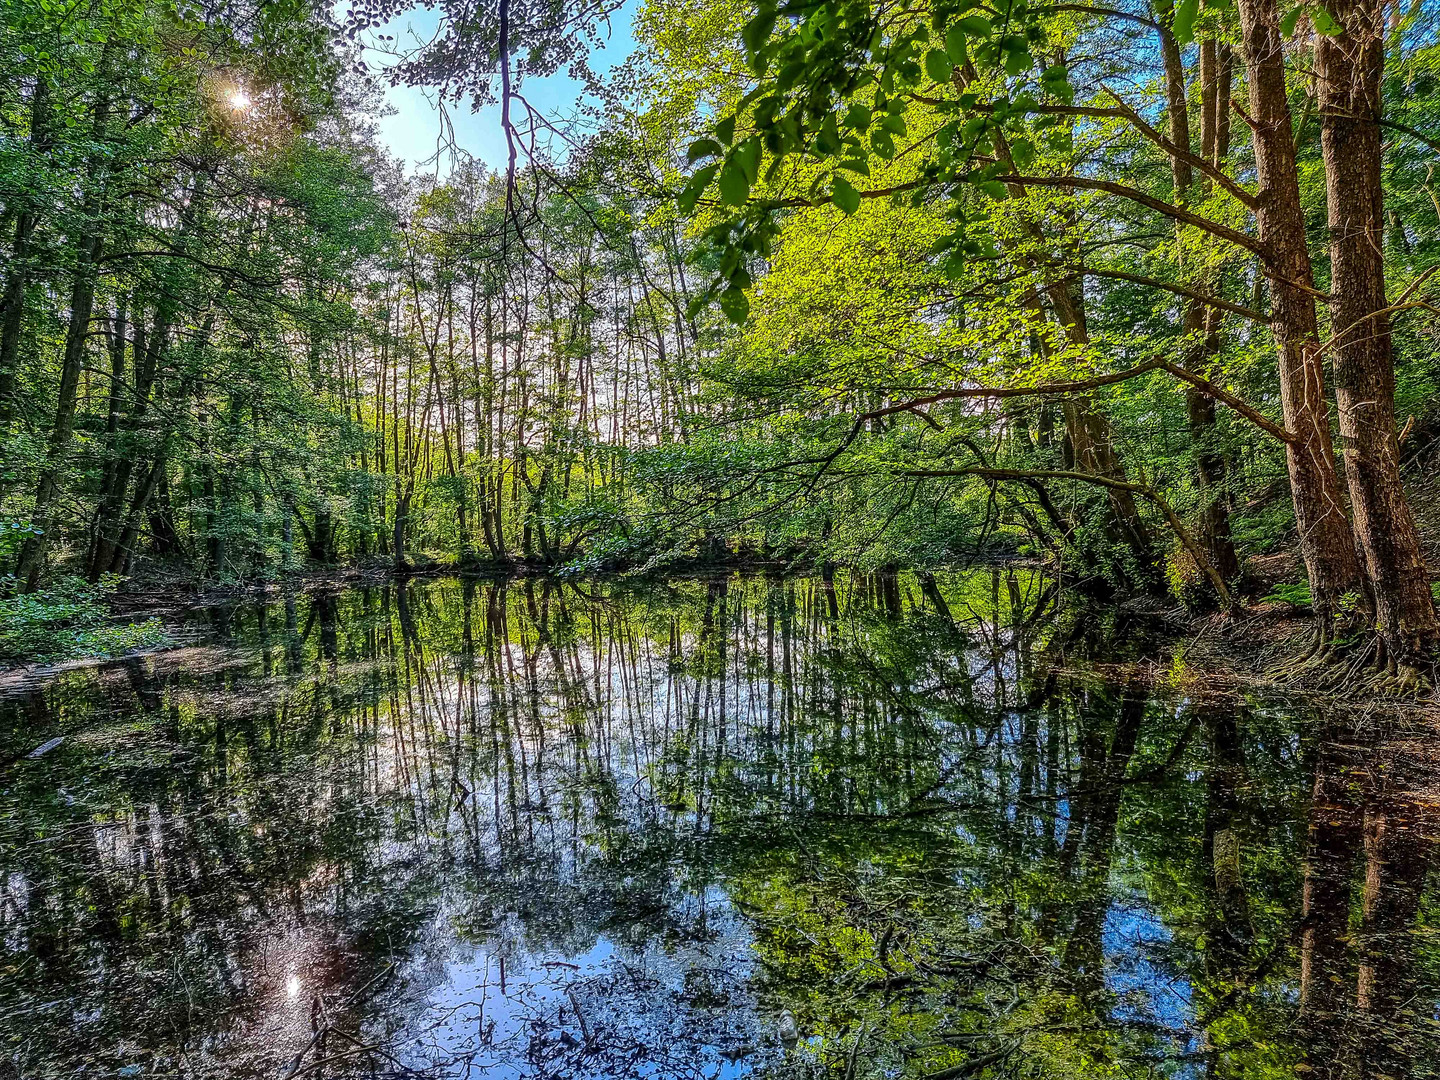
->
xmin=2 ymin=0 xmax=1439 ymax=681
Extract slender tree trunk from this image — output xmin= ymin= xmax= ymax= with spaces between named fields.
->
xmin=0 ymin=78 xmax=51 ymax=428
xmin=88 ymin=296 xmax=130 ymax=579
xmin=1159 ymin=30 xmax=1241 ymax=583
xmin=981 ymin=93 xmax=1164 ymax=592
xmin=1316 ymin=0 xmax=1440 ymax=665
xmin=1236 ymin=0 xmax=1363 ymax=625
xmin=110 ymin=453 xmax=168 ymax=575
xmin=15 ymin=232 xmax=104 ymax=589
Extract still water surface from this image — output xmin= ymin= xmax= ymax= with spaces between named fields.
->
xmin=0 ymin=572 xmax=1436 ymax=1079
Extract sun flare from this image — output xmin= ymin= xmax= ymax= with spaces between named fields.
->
xmin=227 ymin=87 xmax=252 ymax=112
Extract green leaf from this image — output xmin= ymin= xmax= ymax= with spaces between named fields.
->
xmin=1279 ymin=5 xmax=1303 ymax=35
xmin=958 ymin=15 xmax=991 ymax=36
xmin=815 ymin=112 xmax=842 ymax=155
xmin=925 ymin=48 xmax=953 ymax=83
xmin=676 ymin=164 xmax=718 ymax=213
xmin=718 ymin=159 xmax=750 ymax=205
xmin=743 ymin=10 xmax=777 ymax=61
xmin=945 ymin=24 xmax=968 ymax=63
xmin=1311 ymin=6 xmax=1343 ymax=33
xmin=719 ymin=286 xmax=750 ymax=322
xmin=715 ymin=114 xmax=737 ymax=145
xmin=733 ymin=137 xmax=762 ymax=184
xmin=870 ymin=129 xmax=895 ymax=158
xmin=1003 ymin=44 xmax=1031 ymax=75
xmin=838 ymin=156 xmax=871 ymax=176
xmin=880 ymin=113 xmax=908 ymax=136
xmin=1173 ymin=0 xmax=1199 ymax=43
xmin=977 ymin=179 xmax=1009 ymax=199
xmin=843 ymin=104 xmax=873 ymax=131
xmin=831 ymin=173 xmax=861 ymax=214
xmin=687 ymin=139 xmax=722 ymax=164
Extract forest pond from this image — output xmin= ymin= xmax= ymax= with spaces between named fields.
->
xmin=1 ymin=572 xmax=1436 ymax=1079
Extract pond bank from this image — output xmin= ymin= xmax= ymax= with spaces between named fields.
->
xmin=9 ymin=561 xmax=1438 ymax=714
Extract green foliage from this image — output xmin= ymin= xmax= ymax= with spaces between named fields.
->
xmin=682 ymin=0 xmax=1073 ymax=316
xmin=1260 ymin=581 xmax=1312 ymax=607
xmin=0 ymin=577 xmax=166 ymax=663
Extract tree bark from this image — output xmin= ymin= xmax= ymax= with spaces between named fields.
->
xmin=14 ymin=232 xmax=104 ymax=589
xmin=1316 ymin=0 xmax=1440 ymax=663
xmin=1236 ymin=0 xmax=1363 ymax=623
xmin=0 ymin=78 xmax=51 ymax=428
xmin=1158 ymin=26 xmax=1241 ymax=583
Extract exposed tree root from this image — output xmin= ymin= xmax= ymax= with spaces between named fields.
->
xmin=1362 ymin=663 xmax=1426 ymax=700
xmin=1264 ymin=623 xmax=1332 ymax=680
xmin=1265 ymin=621 xmax=1343 ymax=682
xmin=1261 ymin=628 xmax=1438 ymax=702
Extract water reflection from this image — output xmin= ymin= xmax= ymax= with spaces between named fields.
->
xmin=0 ymin=571 xmax=1436 ymax=1078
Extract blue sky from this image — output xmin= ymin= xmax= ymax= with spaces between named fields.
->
xmin=358 ymin=1 xmax=641 ymax=176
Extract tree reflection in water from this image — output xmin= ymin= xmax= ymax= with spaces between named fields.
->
xmin=0 ymin=571 xmax=1437 ymax=1079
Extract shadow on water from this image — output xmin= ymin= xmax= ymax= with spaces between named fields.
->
xmin=0 ymin=569 xmax=1437 ymax=1078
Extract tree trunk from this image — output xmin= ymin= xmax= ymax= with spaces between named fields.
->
xmin=968 ymin=62 xmax=1165 ymax=594
xmin=88 ymin=297 xmax=130 ymax=580
xmin=1160 ymin=31 xmax=1241 ymax=583
xmin=1316 ymin=0 xmax=1440 ymax=663
xmin=1236 ymin=0 xmax=1363 ymax=623
xmin=14 ymin=232 xmax=104 ymax=589
xmin=0 ymin=78 xmax=51 ymax=428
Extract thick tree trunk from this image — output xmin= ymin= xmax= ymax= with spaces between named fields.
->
xmin=1316 ymin=0 xmax=1440 ymax=663
xmin=1298 ymin=735 xmax=1362 ymax=1061
xmin=1236 ymin=0 xmax=1363 ymax=622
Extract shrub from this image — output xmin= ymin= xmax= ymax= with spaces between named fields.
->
xmin=0 ymin=576 xmax=167 ymax=664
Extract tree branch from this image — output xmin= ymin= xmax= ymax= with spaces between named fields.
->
xmin=1030 ymin=3 xmax=1159 ymax=28
xmin=987 ymin=97 xmax=1260 ymax=210
xmin=869 ymin=355 xmax=1295 ymax=443
xmin=1084 ymin=267 xmax=1269 ymax=323
xmin=1379 ymin=117 xmax=1440 ymax=157
xmin=1156 ymin=360 xmax=1295 ymax=444
xmin=1097 ymin=88 xmax=1262 ymax=210
xmin=991 ymin=173 xmax=1265 ymax=256
xmin=898 ymin=466 xmax=1238 ymax=609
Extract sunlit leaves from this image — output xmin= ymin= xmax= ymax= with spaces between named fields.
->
xmin=678 ymin=163 xmax=719 ymax=213
xmin=718 ymin=158 xmax=750 ymax=205
xmin=687 ymin=138 xmax=722 ymax=163
xmin=673 ymin=0 xmax=1063 ymax=321
xmin=1277 ymin=3 xmax=1343 ymax=35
